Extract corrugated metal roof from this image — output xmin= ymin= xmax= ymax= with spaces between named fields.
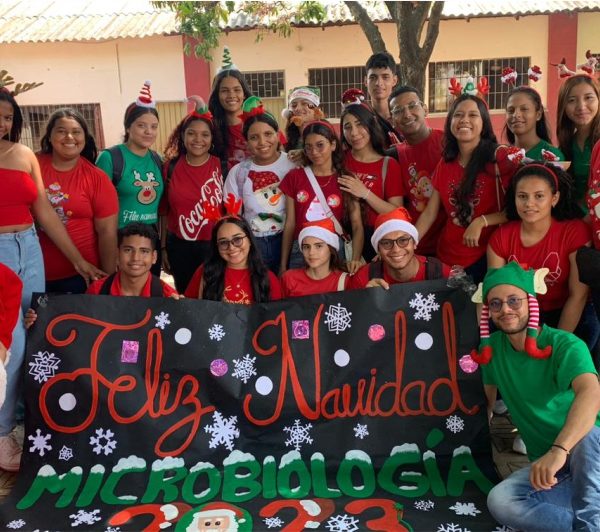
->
xmin=2 ymin=0 xmax=600 ymax=44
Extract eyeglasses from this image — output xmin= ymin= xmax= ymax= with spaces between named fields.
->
xmin=488 ymin=296 xmax=528 ymax=313
xmin=217 ymin=235 xmax=247 ymax=251
xmin=391 ymin=101 xmax=422 ymax=116
xmin=378 ymin=236 xmax=413 ymax=250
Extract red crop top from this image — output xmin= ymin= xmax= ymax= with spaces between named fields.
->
xmin=0 ymin=168 xmax=38 ymax=226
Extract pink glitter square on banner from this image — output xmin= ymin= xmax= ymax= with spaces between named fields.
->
xmin=292 ymin=320 xmax=310 ymax=340
xmin=121 ymin=340 xmax=139 ymax=363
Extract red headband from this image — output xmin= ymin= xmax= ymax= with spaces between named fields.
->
xmin=303 ymin=120 xmax=336 ymax=135
xmin=521 ymin=163 xmax=559 ymax=190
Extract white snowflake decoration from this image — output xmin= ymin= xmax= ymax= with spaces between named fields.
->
xmin=324 ymin=303 xmax=352 ymax=334
xmin=7 ymin=519 xmax=26 ymax=529
xmin=414 ymin=499 xmax=435 ymax=511
xmin=493 ymin=527 xmax=514 ymax=532
xmin=353 ymin=423 xmax=369 ymax=439
xmin=90 ymin=427 xmax=117 ymax=455
xmin=231 ymin=354 xmax=257 ymax=383
xmin=325 ymin=513 xmax=360 ymax=532
xmin=58 ymin=445 xmax=73 ymax=461
xmin=449 ymin=502 xmax=481 ymax=517
xmin=409 ymin=292 xmax=440 ymax=321
xmin=283 ymin=419 xmax=313 ymax=451
xmin=263 ymin=516 xmax=285 ymax=529
xmin=446 ymin=415 xmax=465 ymax=434
xmin=105 ymin=528 xmax=121 ymax=532
xmin=69 ymin=509 xmax=101 ymax=527
xmin=28 ymin=351 xmax=61 ymax=383
xmin=208 ymin=323 xmax=226 ymax=341
xmin=154 ymin=311 xmax=171 ymax=330
xmin=28 ymin=428 xmax=52 ymax=456
xmin=204 ymin=411 xmax=240 ymax=450
xmin=437 ymin=524 xmax=471 ymax=532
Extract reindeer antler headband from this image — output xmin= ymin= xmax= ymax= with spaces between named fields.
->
xmin=0 ymin=70 xmax=43 ymax=97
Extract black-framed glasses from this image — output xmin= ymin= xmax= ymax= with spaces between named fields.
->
xmin=217 ymin=235 xmax=247 ymax=251
xmin=378 ymin=236 xmax=413 ymax=250
xmin=391 ymin=101 xmax=422 ymax=116
xmin=488 ymin=296 xmax=527 ymax=313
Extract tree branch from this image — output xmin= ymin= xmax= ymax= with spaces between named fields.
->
xmin=420 ymin=1 xmax=444 ymax=62
xmin=344 ymin=1 xmax=387 ymax=53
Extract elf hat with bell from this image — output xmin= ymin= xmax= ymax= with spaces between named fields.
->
xmin=470 ymin=262 xmax=551 ymax=364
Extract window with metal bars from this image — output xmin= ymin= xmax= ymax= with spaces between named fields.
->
xmin=242 ymin=70 xmax=285 ymax=99
xmin=427 ymin=57 xmax=531 ymax=113
xmin=19 ymin=103 xmax=104 ymax=152
xmin=308 ymin=66 xmax=365 ymax=119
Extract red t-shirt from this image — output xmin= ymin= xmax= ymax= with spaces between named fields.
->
xmin=37 ymin=154 xmax=119 ymax=280
xmin=394 ymin=129 xmax=445 ymax=256
xmin=86 ymin=273 xmax=178 ymax=297
xmin=489 ymin=219 xmax=591 ymax=311
xmin=163 ymin=156 xmax=223 ymax=241
xmin=348 ymin=255 xmax=451 ymax=289
xmin=184 ymin=265 xmax=282 ymax=303
xmin=587 ymin=141 xmax=600 ymax=248
xmin=280 ymin=167 xmax=344 ymax=239
xmin=226 ymin=124 xmax=286 ymax=171
xmin=431 ymin=147 xmax=518 ymax=267
xmin=0 ymin=168 xmax=38 ymax=226
xmin=343 ymin=153 xmax=405 ymax=227
xmin=0 ymin=262 xmax=23 ymax=349
xmin=281 ymin=268 xmax=348 ymax=297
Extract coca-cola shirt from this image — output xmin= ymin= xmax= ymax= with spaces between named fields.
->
xmin=163 ymin=155 xmax=224 ymax=241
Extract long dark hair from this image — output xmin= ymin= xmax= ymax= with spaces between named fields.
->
xmin=302 ymin=244 xmax=346 ymax=272
xmin=340 ymin=104 xmax=386 ymax=155
xmin=208 ymin=70 xmax=252 ymax=164
xmin=505 ymin=162 xmax=584 ymax=221
xmin=123 ymin=104 xmax=159 ymax=143
xmin=40 ymin=108 xmax=98 ymax=162
xmin=0 ymin=91 xmax=23 ymax=142
xmin=163 ymin=115 xmax=221 ymax=161
xmin=302 ymin=121 xmax=345 ymax=175
xmin=203 ymin=216 xmax=271 ymax=302
xmin=557 ymin=74 xmax=600 ymax=161
xmin=443 ymin=94 xmax=498 ymax=227
xmin=504 ymin=86 xmax=552 ymax=145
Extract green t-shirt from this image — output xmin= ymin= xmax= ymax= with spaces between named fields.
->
xmin=481 ymin=325 xmax=600 ymax=460
xmin=571 ymin=137 xmax=592 ymax=206
xmin=96 ymin=144 xmax=164 ymax=228
xmin=526 ymin=140 xmax=564 ymax=161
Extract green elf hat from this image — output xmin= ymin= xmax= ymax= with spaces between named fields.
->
xmin=470 ymin=262 xmax=551 ymax=364
xmin=187 ymin=95 xmax=213 ymax=121
xmin=217 ymin=46 xmax=238 ymax=73
xmin=239 ymin=95 xmax=275 ymax=122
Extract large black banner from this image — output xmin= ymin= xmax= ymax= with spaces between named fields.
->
xmin=0 ymin=280 xmax=501 ymax=531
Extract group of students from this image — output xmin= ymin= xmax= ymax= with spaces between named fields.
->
xmin=1 ymin=49 xmax=600 ymax=480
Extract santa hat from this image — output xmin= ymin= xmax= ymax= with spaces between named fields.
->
xmin=371 ymin=207 xmax=419 ymax=250
xmin=470 ymin=262 xmax=551 ymax=365
xmin=187 ymin=95 xmax=212 ymax=121
xmin=341 ymin=88 xmax=366 ymax=108
xmin=298 ymin=218 xmax=339 ymax=251
xmin=249 ymin=170 xmax=279 ymax=192
xmin=282 ymin=86 xmax=321 ymax=120
xmin=217 ymin=46 xmax=238 ymax=73
xmin=136 ymin=80 xmax=155 ymax=108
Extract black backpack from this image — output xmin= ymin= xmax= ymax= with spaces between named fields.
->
xmin=99 ymin=273 xmax=164 ymax=297
xmin=368 ymin=256 xmax=443 ymax=281
xmin=106 ymin=146 xmax=164 ymax=188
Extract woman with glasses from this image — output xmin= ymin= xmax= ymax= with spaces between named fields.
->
xmin=487 ymin=162 xmax=595 ymax=346
xmin=338 ymin=100 xmax=404 ymax=262
xmin=279 ymin=120 xmax=363 ymax=274
xmin=184 ymin=215 xmax=281 ymax=303
xmin=415 ymin=94 xmax=519 ymax=283
xmin=349 ymin=208 xmax=450 ymax=289
xmin=37 ymin=108 xmax=119 ymax=294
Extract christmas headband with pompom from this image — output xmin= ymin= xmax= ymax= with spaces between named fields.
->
xmin=187 ymin=95 xmax=213 ymax=121
xmin=448 ymin=75 xmax=489 ymax=100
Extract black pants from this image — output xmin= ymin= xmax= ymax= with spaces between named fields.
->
xmin=166 ymin=233 xmax=211 ymax=293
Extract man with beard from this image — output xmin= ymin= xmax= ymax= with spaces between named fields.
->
xmin=470 ymin=262 xmax=600 ymax=530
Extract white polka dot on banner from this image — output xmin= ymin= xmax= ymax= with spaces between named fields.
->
xmin=415 ymin=332 xmax=433 ymax=350
xmin=59 ymin=393 xmax=76 ymax=411
xmin=175 ymin=328 xmax=192 ymax=345
xmin=255 ymin=376 xmax=273 ymax=395
xmin=334 ymin=349 xmax=350 ymax=367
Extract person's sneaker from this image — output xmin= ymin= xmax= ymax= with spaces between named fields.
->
xmin=512 ymin=435 xmax=527 ymax=455
xmin=0 ymin=433 xmax=22 ymax=472
xmin=493 ymin=399 xmax=508 ymax=415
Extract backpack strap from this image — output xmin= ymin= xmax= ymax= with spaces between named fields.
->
xmin=368 ymin=260 xmax=384 ymax=280
xmin=164 ymin=158 xmax=178 ymax=189
xmin=381 ymin=156 xmax=390 ymax=191
xmin=99 ymin=273 xmax=117 ymax=295
xmin=149 ymin=150 xmax=163 ymax=176
xmin=424 ymin=256 xmax=444 ymax=280
xmin=107 ymin=146 xmax=124 ymax=188
xmin=150 ymin=275 xmax=164 ymax=297
xmin=337 ymin=272 xmax=348 ymax=291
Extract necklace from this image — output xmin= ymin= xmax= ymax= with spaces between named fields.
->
xmin=232 ymin=269 xmax=250 ymax=288
xmin=315 ymin=172 xmax=333 ymax=189
xmin=186 ymin=153 xmax=210 ymax=167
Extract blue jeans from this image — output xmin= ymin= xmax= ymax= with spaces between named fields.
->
xmin=255 ymin=233 xmax=282 ymax=275
xmin=288 ymin=240 xmax=305 ymax=270
xmin=487 ymin=425 xmax=600 ymax=530
xmin=0 ymin=226 xmax=45 ymax=436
